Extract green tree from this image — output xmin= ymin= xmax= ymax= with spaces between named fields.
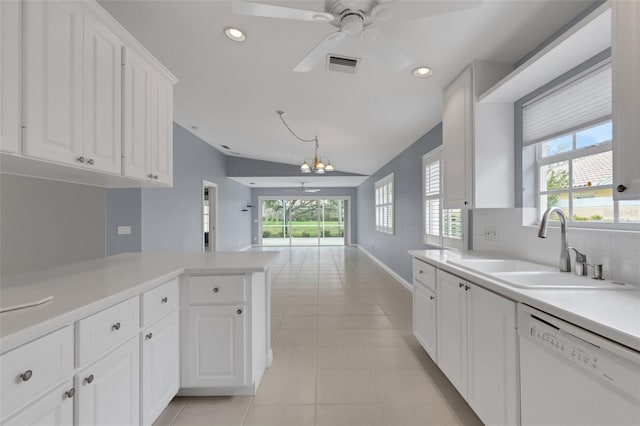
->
xmin=546 ymin=168 xmax=569 ymax=207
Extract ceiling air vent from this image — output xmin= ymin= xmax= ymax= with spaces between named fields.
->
xmin=327 ymin=55 xmax=360 ymax=74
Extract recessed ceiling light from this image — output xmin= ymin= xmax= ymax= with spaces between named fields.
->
xmin=224 ymin=27 xmax=246 ymax=42
xmin=412 ymin=66 xmax=433 ymax=78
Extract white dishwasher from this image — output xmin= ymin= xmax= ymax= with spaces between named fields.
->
xmin=518 ymin=304 xmax=640 ymax=426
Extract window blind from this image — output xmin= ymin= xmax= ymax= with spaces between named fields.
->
xmin=523 ymin=63 xmax=611 ymax=146
xmin=375 ymin=173 xmax=394 ymax=234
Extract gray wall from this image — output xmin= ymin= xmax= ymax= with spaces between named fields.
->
xmin=1 ymin=175 xmax=106 ymax=276
xmin=106 ymin=123 xmax=252 ymax=254
xmin=106 ymin=188 xmax=141 ymax=255
xmin=357 ymin=124 xmax=442 ymax=283
xmin=250 ymin=187 xmax=358 ymax=246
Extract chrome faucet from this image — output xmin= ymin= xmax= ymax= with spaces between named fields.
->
xmin=538 ymin=207 xmax=571 ymax=272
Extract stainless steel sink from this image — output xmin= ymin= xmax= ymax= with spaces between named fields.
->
xmin=448 ymin=258 xmax=635 ymax=290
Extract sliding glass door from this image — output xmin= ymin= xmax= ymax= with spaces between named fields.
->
xmin=261 ymin=198 xmax=345 ymax=246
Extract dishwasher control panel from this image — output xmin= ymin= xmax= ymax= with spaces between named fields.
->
xmin=527 ymin=317 xmax=640 ymax=400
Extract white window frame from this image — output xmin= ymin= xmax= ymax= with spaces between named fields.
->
xmin=375 ymin=173 xmax=394 ymax=235
xmin=422 ymin=149 xmax=464 ymax=249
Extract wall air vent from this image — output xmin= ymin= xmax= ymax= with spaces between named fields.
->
xmin=327 ymin=55 xmax=360 ymax=74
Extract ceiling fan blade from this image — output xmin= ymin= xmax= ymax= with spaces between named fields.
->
xmin=293 ymin=31 xmax=347 ymax=72
xmin=361 ymin=28 xmax=411 ymax=71
xmin=231 ymin=0 xmax=334 ymax=22
xmin=371 ymin=0 xmax=481 ymax=23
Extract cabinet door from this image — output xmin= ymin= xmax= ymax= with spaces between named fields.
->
xmin=150 ymin=74 xmax=173 ymax=185
xmin=442 ymin=66 xmax=473 ymax=209
xmin=466 ymin=284 xmax=518 ymax=426
xmin=612 ymin=0 xmax=640 ymax=200
xmin=82 ymin=13 xmax=122 ymax=174
xmin=3 ymin=381 xmax=74 ymax=426
xmin=413 ymin=281 xmax=437 ymax=361
xmin=122 ymin=47 xmax=152 ymax=181
xmin=0 ymin=0 xmax=21 ymax=154
xmin=435 ymin=270 xmax=467 ymax=396
xmin=141 ymin=310 xmax=179 ymax=426
xmin=183 ymin=305 xmax=246 ymax=388
xmin=22 ymin=0 xmax=84 ymax=165
xmin=77 ymin=337 xmax=139 ymax=426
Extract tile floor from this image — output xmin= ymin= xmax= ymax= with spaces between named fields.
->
xmin=154 ymin=247 xmax=483 ymax=426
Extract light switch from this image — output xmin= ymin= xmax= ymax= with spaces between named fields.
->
xmin=117 ymin=226 xmax=132 ymax=235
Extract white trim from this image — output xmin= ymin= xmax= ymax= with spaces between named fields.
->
xmin=237 ymin=245 xmax=253 ymax=252
xmin=202 ymin=180 xmax=219 ymax=252
xmin=356 ymin=245 xmax=412 ymax=293
xmin=257 ymin=196 xmax=352 ymax=246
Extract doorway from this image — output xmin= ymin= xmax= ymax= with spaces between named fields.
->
xmin=259 ymin=197 xmax=348 ymax=246
xmin=203 ymin=181 xmax=218 ymax=251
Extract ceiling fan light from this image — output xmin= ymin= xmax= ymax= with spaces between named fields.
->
xmin=300 ymin=163 xmax=311 ymax=173
xmin=325 ymin=163 xmax=334 ymax=172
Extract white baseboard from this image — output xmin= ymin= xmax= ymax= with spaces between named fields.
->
xmin=237 ymin=244 xmax=253 ymax=251
xmin=356 ymin=245 xmax=412 ymax=293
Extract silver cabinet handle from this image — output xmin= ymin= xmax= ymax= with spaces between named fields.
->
xmin=465 ymin=285 xmax=470 ymax=291
xmin=213 ymin=287 xmax=219 ymax=293
xmin=429 ymin=296 xmax=434 ymax=300
xmin=84 ymin=374 xmax=94 ymax=384
xmin=148 ymin=173 xmax=154 ymax=178
xmin=419 ymin=269 xmax=424 ymax=274
xmin=112 ymin=322 xmax=121 ymax=331
xmin=161 ymin=297 xmax=168 ymax=303
xmin=237 ymin=309 xmax=242 ymax=315
xmin=87 ymin=158 xmax=94 ymax=165
xmin=20 ymin=370 xmax=33 ymax=382
xmin=617 ymin=184 xmax=627 ymax=193
xmin=459 ymin=282 xmax=464 ymax=288
xmin=153 ymin=174 xmax=159 ymax=179
xmin=145 ymin=333 xmax=153 ymax=340
xmin=77 ymin=156 xmax=85 ymax=163
xmin=65 ymin=388 xmax=75 ymax=399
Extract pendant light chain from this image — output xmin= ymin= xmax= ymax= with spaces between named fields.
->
xmin=276 ymin=111 xmax=334 ymax=174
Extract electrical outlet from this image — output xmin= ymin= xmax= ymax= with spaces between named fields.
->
xmin=483 ymin=226 xmax=498 ymax=241
xmin=117 ymin=226 xmax=131 ymax=235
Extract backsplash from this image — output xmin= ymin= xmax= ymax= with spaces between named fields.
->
xmin=472 ymin=208 xmax=640 ymax=286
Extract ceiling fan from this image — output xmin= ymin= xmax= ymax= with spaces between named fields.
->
xmin=231 ymin=0 xmax=481 ymax=72
xmin=290 ymin=183 xmax=321 ymax=193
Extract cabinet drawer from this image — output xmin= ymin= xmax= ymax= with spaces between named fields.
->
xmin=188 ymin=275 xmax=245 ymax=304
xmin=142 ymin=279 xmax=179 ymax=327
xmin=77 ymin=296 xmax=140 ymax=366
xmin=1 ymin=326 xmax=74 ymax=421
xmin=413 ymin=258 xmax=436 ymax=291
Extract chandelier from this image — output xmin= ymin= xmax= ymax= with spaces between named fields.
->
xmin=277 ymin=111 xmax=334 ymax=174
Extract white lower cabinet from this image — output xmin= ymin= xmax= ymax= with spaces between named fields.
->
xmin=76 ymin=336 xmax=139 ymax=426
xmin=184 ymin=305 xmax=246 ymax=388
xmin=412 ymin=279 xmax=437 ymax=361
xmin=435 ymin=269 xmax=519 ymax=426
xmin=141 ymin=310 xmax=180 ymax=426
xmin=3 ymin=381 xmax=74 ymax=426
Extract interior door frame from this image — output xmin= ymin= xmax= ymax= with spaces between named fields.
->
xmin=258 ymin=196 xmax=351 ymax=246
xmin=202 ymin=180 xmax=219 ymax=252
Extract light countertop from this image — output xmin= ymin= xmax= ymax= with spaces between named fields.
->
xmin=409 ymin=249 xmax=640 ymax=353
xmin=0 ymin=251 xmax=278 ymax=353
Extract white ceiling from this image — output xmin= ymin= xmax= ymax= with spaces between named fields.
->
xmin=99 ymin=0 xmax=591 ymax=175
xmin=229 ymin=175 xmax=367 ymax=187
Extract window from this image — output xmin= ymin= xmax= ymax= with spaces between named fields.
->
xmin=375 ymin=173 xmax=394 ymax=234
xmin=423 ymin=149 xmax=463 ymax=248
xmin=524 ymin=62 xmax=640 ymax=226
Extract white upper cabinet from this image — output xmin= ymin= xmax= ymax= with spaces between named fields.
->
xmin=9 ymin=0 xmax=177 ymax=187
xmin=0 ymin=0 xmax=21 ymax=155
xmin=442 ymin=67 xmax=473 ymax=209
xmin=82 ymin=13 xmax=123 ymax=175
xmin=612 ymin=0 xmax=640 ymax=200
xmin=151 ymin=74 xmax=174 ymax=185
xmin=123 ymin=47 xmax=174 ymax=185
xmin=22 ymin=0 xmax=84 ymax=165
xmin=442 ymin=62 xmax=514 ymax=209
